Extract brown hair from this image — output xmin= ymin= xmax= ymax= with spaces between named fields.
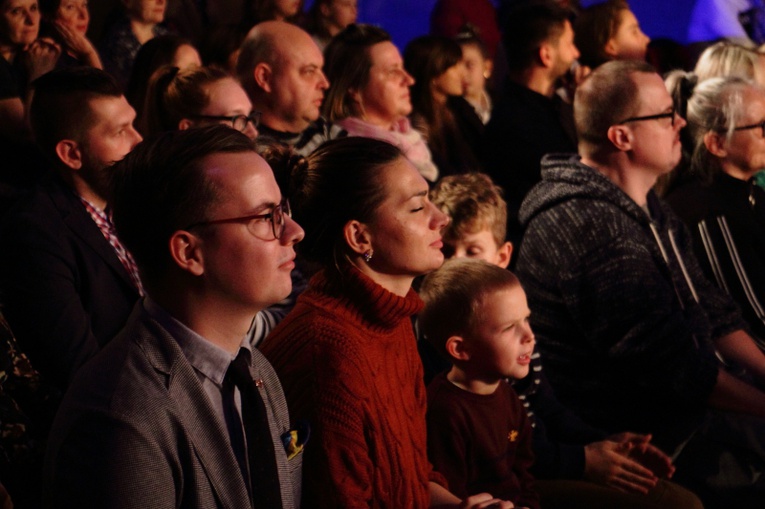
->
xmin=109 ymin=126 xmax=255 ymax=288
xmin=420 ymin=258 xmax=519 ymax=360
xmin=288 ymin=137 xmax=403 ymax=272
xmin=502 ymin=0 xmax=570 ymax=72
xmin=574 ymin=59 xmax=655 ymax=147
xmin=141 ymin=65 xmax=230 ymax=137
xmin=574 ymin=0 xmax=630 ymax=69
xmin=430 ymin=173 xmax=507 ymax=247
xmin=322 ymin=23 xmax=392 ymax=121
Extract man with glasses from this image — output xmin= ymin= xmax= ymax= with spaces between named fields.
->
xmin=237 ymin=21 xmax=347 ymax=156
xmin=516 ymin=60 xmax=765 ymax=507
xmin=45 ymin=126 xmax=305 ymax=508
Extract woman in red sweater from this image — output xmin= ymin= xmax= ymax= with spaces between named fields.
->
xmin=261 ymin=137 xmax=513 ymax=508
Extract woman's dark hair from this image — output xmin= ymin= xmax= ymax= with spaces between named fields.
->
xmin=404 ymin=35 xmax=462 ymax=124
xmin=126 ymin=35 xmax=197 ymax=114
xmin=287 ymin=137 xmax=404 ymax=271
xmin=322 ymin=23 xmax=392 ymax=121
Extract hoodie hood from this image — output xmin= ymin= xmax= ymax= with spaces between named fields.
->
xmin=519 ymin=153 xmax=654 ymax=230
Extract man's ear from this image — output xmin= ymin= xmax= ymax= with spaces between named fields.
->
xmin=445 ymin=335 xmax=470 ymax=362
xmin=496 ymin=241 xmax=513 ymax=269
xmin=607 ymin=124 xmax=633 ymax=152
xmin=55 ymin=140 xmax=83 ymax=170
xmin=343 ymin=219 xmax=372 ymax=256
xmin=253 ymin=62 xmax=273 ymax=93
xmin=539 ymin=42 xmax=553 ymax=68
xmin=169 ymin=230 xmax=205 ymax=276
xmin=704 ymin=130 xmax=728 ymax=158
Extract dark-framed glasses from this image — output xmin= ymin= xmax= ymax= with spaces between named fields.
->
xmin=733 ymin=120 xmax=765 ymax=138
xmin=184 ymin=198 xmax=291 ymax=240
xmin=191 ymin=111 xmax=261 ymax=132
xmin=617 ymin=107 xmax=677 ymax=128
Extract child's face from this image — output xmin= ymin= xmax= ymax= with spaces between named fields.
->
xmin=460 ymin=44 xmax=491 ymax=100
xmin=606 ymin=9 xmax=650 ymax=62
xmin=443 ymin=228 xmax=511 ymax=268
xmin=467 ymin=286 xmax=535 ymax=380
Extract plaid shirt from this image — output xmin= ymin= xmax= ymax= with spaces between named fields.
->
xmin=79 ymin=197 xmax=144 ymax=296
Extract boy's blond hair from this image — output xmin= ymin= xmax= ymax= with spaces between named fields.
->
xmin=430 ymin=173 xmax=507 ymax=247
xmin=419 ymin=258 xmax=519 ymax=361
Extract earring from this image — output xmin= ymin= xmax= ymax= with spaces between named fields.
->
xmin=363 ymin=249 xmax=373 ymax=263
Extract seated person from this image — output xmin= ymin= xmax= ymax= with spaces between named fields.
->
xmin=419 ymin=258 xmax=540 ymax=509
xmin=574 ymin=0 xmax=650 ymax=70
xmin=455 ymin=26 xmax=494 ymax=125
xmin=322 ymin=23 xmax=438 ymax=183
xmin=39 ymin=0 xmax=102 ymax=69
xmin=236 ymin=21 xmax=346 ymax=156
xmin=0 ymin=67 xmax=143 ymax=389
xmin=663 ymin=75 xmax=765 ymax=352
xmin=428 ymin=172 xmax=703 ymax=509
xmin=303 ymin=0 xmax=358 ymax=52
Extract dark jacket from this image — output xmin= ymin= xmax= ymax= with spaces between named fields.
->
xmin=0 ymin=175 xmax=140 ymax=389
xmin=516 ymin=154 xmax=743 ymax=451
xmin=665 ymin=172 xmax=765 ymax=351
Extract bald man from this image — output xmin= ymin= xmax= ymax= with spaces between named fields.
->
xmin=237 ymin=21 xmax=346 ymax=155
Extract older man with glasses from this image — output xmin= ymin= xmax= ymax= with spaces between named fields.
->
xmin=515 ymin=60 xmax=765 ymax=508
xmin=44 ymin=126 xmax=305 ymax=509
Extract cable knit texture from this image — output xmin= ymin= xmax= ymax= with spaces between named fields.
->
xmin=261 ymin=266 xmax=445 ymax=508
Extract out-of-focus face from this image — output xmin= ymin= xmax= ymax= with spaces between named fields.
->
xmin=172 ymin=43 xmax=201 ymax=70
xmin=364 ymin=157 xmax=449 ymax=279
xmin=466 ymin=285 xmax=535 ymax=381
xmin=1 ymin=0 xmax=39 ymax=48
xmin=268 ymin=31 xmax=329 ymax=132
xmin=605 ymin=9 xmax=650 ymax=62
xmin=719 ymin=86 xmax=765 ymax=179
xmin=460 ymin=43 xmax=490 ymax=102
xmin=622 ymin=72 xmax=686 ymax=177
xmin=55 ymin=0 xmax=88 ymax=35
xmin=356 ymin=41 xmax=414 ymax=128
xmin=273 ymin=0 xmax=301 ymax=20
xmin=194 ymin=151 xmax=304 ymax=311
xmin=443 ymin=228 xmax=511 ymax=269
xmin=549 ymin=20 xmax=579 ymax=80
xmin=324 ymin=0 xmax=356 ymax=32
xmin=193 ymin=77 xmax=258 ymax=140
xmin=79 ymin=95 xmax=142 ymax=198
xmin=123 ymin=0 xmax=165 ymax=25
xmin=431 ymin=60 xmax=465 ymax=100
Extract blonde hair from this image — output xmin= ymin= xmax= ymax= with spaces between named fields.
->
xmin=420 ymin=258 xmax=519 ymax=361
xmin=694 ymin=41 xmax=763 ymax=82
xmin=430 ymin=173 xmax=507 ymax=246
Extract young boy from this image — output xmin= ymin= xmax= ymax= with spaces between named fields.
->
xmin=427 ymin=173 xmax=703 ymax=509
xmin=430 ymin=173 xmax=512 ymax=268
xmin=419 ymin=258 xmax=539 ymax=509
xmin=574 ymin=0 xmax=651 ymax=70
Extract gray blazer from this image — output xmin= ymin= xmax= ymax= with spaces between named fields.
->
xmin=43 ymin=303 xmax=301 ymax=508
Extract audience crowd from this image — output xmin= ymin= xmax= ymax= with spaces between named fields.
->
xmin=2 ymin=0 xmax=765 ymax=508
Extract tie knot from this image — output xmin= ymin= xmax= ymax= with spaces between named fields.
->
xmin=226 ymin=348 xmax=253 ymax=389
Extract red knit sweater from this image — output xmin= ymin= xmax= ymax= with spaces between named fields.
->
xmin=261 ymin=267 xmax=446 ymax=508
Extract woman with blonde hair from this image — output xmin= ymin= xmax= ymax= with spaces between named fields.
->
xmin=141 ymin=65 xmax=258 ymax=139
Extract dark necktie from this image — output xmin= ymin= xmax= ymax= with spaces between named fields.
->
xmin=223 ymin=348 xmax=283 ymax=508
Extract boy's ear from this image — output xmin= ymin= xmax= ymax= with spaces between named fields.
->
xmin=496 ymin=241 xmax=513 ymax=269
xmin=445 ymin=335 xmax=471 ymax=362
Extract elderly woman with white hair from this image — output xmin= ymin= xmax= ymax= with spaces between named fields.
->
xmin=664 ymin=72 xmax=765 ymax=352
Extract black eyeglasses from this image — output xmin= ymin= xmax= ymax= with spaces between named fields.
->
xmin=191 ymin=111 xmax=261 ymax=132
xmin=618 ymin=107 xmax=677 ymax=128
xmin=733 ymin=120 xmax=765 ymax=138
xmin=184 ymin=199 xmax=291 ymax=240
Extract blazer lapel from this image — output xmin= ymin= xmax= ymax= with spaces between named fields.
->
xmin=140 ymin=315 xmax=252 ymax=509
xmin=47 ymin=179 xmax=138 ymax=291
